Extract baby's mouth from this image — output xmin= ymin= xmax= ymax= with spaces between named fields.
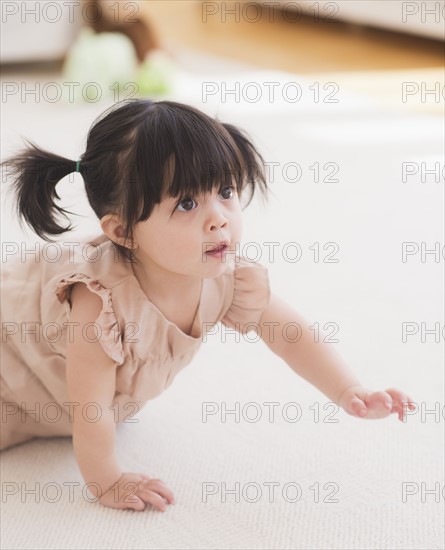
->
xmin=208 ymin=244 xmax=226 ymax=253
xmin=205 ymin=241 xmax=229 ymax=254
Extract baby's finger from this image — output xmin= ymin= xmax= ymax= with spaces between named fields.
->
xmin=126 ymin=495 xmax=146 ymax=512
xmin=406 ymin=397 xmax=416 ymax=410
xmin=145 ymin=479 xmax=175 ymax=504
xmin=100 ymin=492 xmax=145 ymax=512
xmin=349 ymin=396 xmax=367 ymax=417
xmin=386 ymin=393 xmax=410 ymax=421
xmin=386 ymin=388 xmax=415 ymax=410
xmin=138 ymin=488 xmax=169 ymax=512
xmin=139 ymin=476 xmax=175 ymax=504
xmin=384 ymin=389 xmax=403 ymax=415
xmin=400 ymin=397 xmax=416 ymax=421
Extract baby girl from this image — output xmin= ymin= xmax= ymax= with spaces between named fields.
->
xmin=0 ymin=99 xmax=414 ymax=511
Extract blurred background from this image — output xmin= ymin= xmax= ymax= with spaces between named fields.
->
xmin=2 ymin=0 xmax=444 ymax=69
xmin=1 ymin=2 xmax=444 ymax=550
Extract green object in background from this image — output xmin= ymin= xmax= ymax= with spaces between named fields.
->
xmin=62 ymin=27 xmax=174 ymax=103
xmin=135 ymin=51 xmax=174 ymax=96
xmin=62 ymin=27 xmax=138 ymax=102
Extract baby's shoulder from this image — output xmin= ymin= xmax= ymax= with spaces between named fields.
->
xmin=69 ymin=279 xmax=102 ymax=314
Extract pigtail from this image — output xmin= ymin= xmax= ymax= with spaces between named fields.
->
xmin=1 ymin=140 xmax=78 ymax=240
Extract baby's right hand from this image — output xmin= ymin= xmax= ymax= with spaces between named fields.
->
xmin=98 ymin=473 xmax=175 ymax=512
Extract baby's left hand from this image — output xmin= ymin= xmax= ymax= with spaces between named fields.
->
xmin=339 ymin=386 xmax=415 ymax=421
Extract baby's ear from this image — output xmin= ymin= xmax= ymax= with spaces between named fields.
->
xmin=100 ymin=214 xmax=128 ymax=247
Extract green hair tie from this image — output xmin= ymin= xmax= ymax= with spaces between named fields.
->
xmin=75 ymin=160 xmax=81 ymax=173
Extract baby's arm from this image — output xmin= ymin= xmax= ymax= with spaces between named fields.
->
xmin=66 ymin=283 xmax=174 ymax=511
xmin=256 ymin=293 xmax=415 ymax=421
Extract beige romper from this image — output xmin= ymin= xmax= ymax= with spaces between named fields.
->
xmin=0 ymin=232 xmax=270 ymax=450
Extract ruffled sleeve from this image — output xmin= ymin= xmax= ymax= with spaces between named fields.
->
xmin=221 ymin=257 xmax=271 ymax=334
xmin=54 ymin=274 xmax=125 ymax=366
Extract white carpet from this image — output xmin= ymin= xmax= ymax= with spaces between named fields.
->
xmin=1 ymin=50 xmax=444 ymax=549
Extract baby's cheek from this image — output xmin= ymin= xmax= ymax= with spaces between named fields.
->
xmin=231 ymin=218 xmax=243 ymax=246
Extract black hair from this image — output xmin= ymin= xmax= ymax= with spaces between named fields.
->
xmin=1 ymin=99 xmax=269 ymax=263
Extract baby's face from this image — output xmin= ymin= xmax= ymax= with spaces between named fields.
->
xmin=131 ymin=184 xmax=243 ymax=279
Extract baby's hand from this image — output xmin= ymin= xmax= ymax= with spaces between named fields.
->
xmin=98 ymin=473 xmax=175 ymax=512
xmin=339 ymin=386 xmax=415 ymax=421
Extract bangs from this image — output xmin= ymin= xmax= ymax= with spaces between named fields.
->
xmin=162 ymin=133 xmax=244 ymax=200
xmin=132 ymin=101 xmax=266 ymax=219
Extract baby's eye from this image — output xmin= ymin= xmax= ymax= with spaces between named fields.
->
xmin=220 ymin=185 xmax=235 ymax=199
xmin=174 ymin=186 xmax=235 ymax=213
xmin=176 ymin=197 xmax=197 ymax=212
